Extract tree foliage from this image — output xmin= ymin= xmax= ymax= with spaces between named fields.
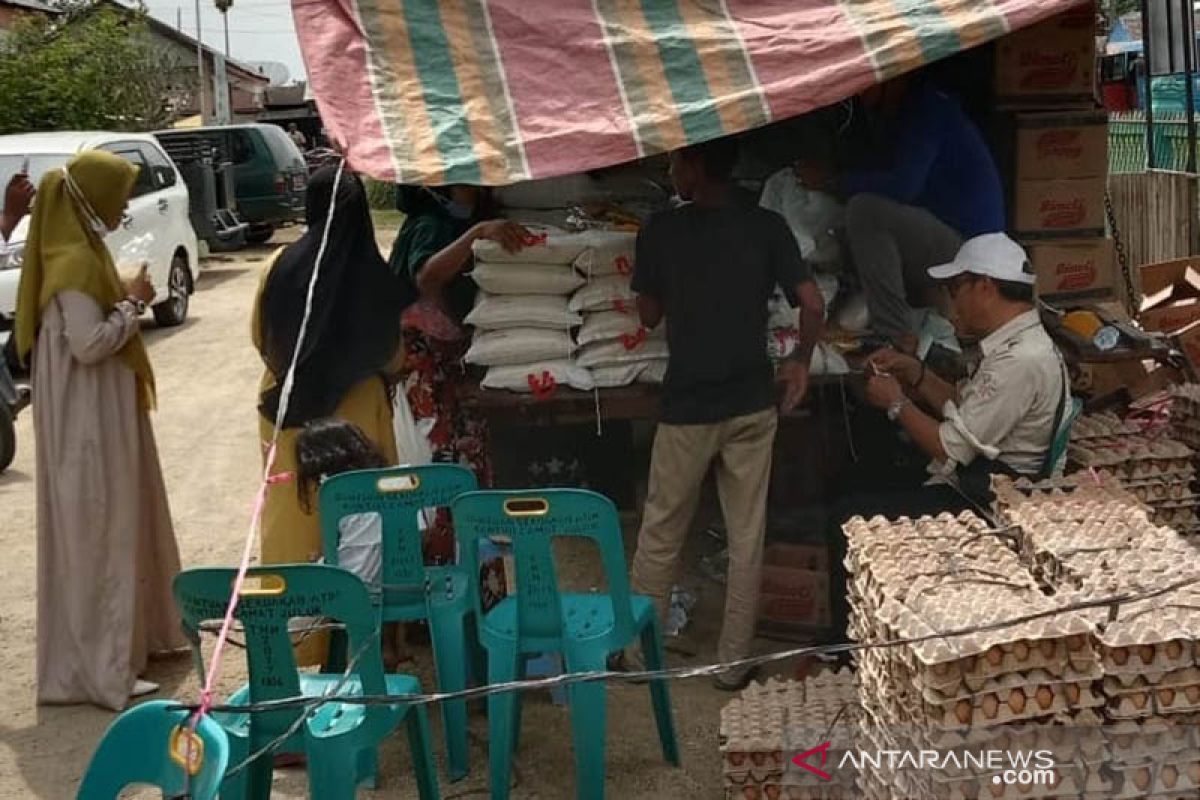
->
xmin=0 ymin=2 xmax=182 ymax=134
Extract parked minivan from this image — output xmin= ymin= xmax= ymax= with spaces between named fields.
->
xmin=160 ymin=123 xmax=306 ymax=244
xmin=0 ymin=131 xmax=201 ymax=345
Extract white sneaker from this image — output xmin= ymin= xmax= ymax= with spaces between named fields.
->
xmin=131 ymin=679 xmax=159 ymax=697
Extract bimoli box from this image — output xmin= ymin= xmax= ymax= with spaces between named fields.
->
xmin=1013 ymin=177 xmax=1106 ymax=238
xmin=1016 ymin=111 xmax=1109 ymax=180
xmin=1138 ymin=257 xmax=1200 ymax=334
xmin=757 ymin=543 xmax=830 ymax=629
xmin=996 ymin=6 xmax=1096 ymax=107
xmin=1028 ymin=238 xmax=1115 ymax=302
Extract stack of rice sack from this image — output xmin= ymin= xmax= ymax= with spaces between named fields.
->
xmin=844 ymin=511 xmax=1104 ymax=800
xmin=1068 ymin=411 xmax=1198 ymax=533
xmin=570 ymin=229 xmax=669 ymax=388
xmin=719 ymin=670 xmax=859 ymax=800
xmin=465 ymin=228 xmax=594 ymax=394
xmin=996 ymin=475 xmax=1200 ymax=800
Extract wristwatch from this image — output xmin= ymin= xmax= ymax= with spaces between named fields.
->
xmin=126 ymin=297 xmax=147 ymax=315
xmin=887 ymin=397 xmax=911 ymax=422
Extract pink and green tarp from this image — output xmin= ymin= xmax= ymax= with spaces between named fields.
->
xmin=292 ymin=0 xmax=1091 ymax=185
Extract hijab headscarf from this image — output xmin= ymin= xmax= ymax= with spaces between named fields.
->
xmin=14 ymin=150 xmax=155 ymax=409
xmin=258 ymin=165 xmax=413 ymax=428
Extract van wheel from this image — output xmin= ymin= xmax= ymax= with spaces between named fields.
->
xmin=0 ymin=405 xmax=14 ymax=473
xmin=153 ymin=254 xmax=190 ymax=327
xmin=246 ymin=224 xmax=275 ymax=245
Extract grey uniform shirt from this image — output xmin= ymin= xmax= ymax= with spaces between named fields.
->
xmin=935 ymin=309 xmax=1069 ymax=476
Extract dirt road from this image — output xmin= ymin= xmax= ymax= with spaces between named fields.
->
xmin=0 ymin=235 xmax=738 ymax=798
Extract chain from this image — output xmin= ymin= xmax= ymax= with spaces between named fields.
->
xmin=1105 ymin=189 xmax=1137 ymax=317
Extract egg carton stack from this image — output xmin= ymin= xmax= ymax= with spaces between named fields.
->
xmin=1068 ymin=414 xmax=1198 ymax=534
xmin=1167 ymin=384 xmax=1200 ymax=453
xmin=844 ymin=512 xmax=1106 ymax=800
xmin=466 ymin=228 xmax=595 ymax=394
xmin=720 ymin=670 xmax=859 ymax=800
xmin=996 ymin=475 xmax=1200 ymax=800
xmin=570 ymin=229 xmax=668 ymax=388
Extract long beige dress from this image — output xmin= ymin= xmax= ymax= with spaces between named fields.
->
xmin=34 ymin=290 xmax=185 ymax=711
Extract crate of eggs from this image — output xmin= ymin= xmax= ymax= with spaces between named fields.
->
xmin=1168 ymin=383 xmax=1200 ymax=452
xmin=719 ymin=670 xmax=859 ymax=800
xmin=842 ymin=512 xmax=1103 ymax=799
xmin=1067 ymin=415 xmax=1198 ymax=533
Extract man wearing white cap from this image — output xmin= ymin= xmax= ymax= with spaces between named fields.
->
xmin=863 ymin=233 xmax=1070 ymax=487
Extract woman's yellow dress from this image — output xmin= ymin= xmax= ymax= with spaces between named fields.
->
xmin=251 ymin=253 xmax=400 ymax=665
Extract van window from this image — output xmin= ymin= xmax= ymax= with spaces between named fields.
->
xmin=259 ymin=125 xmax=304 ymax=167
xmin=230 ymin=130 xmax=256 ymax=164
xmin=99 ymin=142 xmax=154 ymax=198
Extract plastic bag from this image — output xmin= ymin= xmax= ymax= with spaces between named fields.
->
xmin=577 ymin=337 xmax=669 ymax=368
xmin=472 ymin=225 xmax=587 ymax=265
xmin=471 ymin=261 xmax=585 ymax=295
xmin=465 ymin=327 xmax=576 ymax=367
xmin=590 ymin=362 xmax=646 ymax=388
xmin=573 ymin=230 xmax=637 ymax=278
xmin=577 ymin=310 xmax=664 ymax=346
xmin=569 ymin=275 xmax=637 ymax=313
xmin=481 ymin=360 xmax=595 ymax=393
xmin=393 ymin=383 xmax=433 ymax=466
xmin=464 ymin=293 xmax=582 ymax=330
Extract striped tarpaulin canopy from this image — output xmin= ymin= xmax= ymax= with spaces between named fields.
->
xmin=293 ymin=0 xmax=1090 ymax=185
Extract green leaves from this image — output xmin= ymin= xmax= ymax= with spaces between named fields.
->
xmin=0 ymin=4 xmax=180 ymax=134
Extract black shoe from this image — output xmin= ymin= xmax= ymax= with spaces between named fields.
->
xmin=712 ymin=663 xmax=760 ymax=692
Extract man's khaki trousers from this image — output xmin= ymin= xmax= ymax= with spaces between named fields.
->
xmin=630 ymin=407 xmax=777 ymax=663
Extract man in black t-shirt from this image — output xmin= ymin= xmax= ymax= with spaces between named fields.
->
xmin=629 ymin=138 xmax=824 ymax=690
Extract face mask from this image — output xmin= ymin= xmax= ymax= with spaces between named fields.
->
xmin=62 ymin=166 xmax=110 ymax=237
xmin=425 ymin=187 xmax=472 ymax=221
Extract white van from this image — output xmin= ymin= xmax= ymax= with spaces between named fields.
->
xmin=0 ymin=132 xmax=201 ymax=343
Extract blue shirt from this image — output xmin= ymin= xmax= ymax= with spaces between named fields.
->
xmin=843 ymin=85 xmax=1005 ymax=238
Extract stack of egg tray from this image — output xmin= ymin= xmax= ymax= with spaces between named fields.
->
xmin=843 ymin=511 xmax=1103 ymax=800
xmin=719 ymin=670 xmax=859 ymax=799
xmin=996 ymin=475 xmax=1200 ymax=799
xmin=1167 ymin=384 xmax=1200 ymax=453
xmin=1068 ymin=416 xmax=1197 ymax=533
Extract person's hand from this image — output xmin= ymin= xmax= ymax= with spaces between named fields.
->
xmin=865 ymin=374 xmax=905 ymax=410
xmin=792 ymin=161 xmax=835 ymax=193
xmin=865 ymin=347 xmax=921 ymax=386
xmin=2 ymin=172 xmax=35 ymax=230
xmin=124 ymin=264 xmax=155 ymax=305
xmin=777 ymin=359 xmax=810 ymax=414
xmin=475 ymin=219 xmax=531 ymax=254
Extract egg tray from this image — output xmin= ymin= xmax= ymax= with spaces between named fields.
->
xmin=1109 ymin=760 xmax=1200 ymax=800
xmin=724 ymin=780 xmax=859 ymax=800
xmin=921 ymin=680 xmax=1106 ymax=731
xmin=940 ymin=770 xmax=1091 ymax=800
xmin=920 ymin=664 xmax=1106 ymax=706
xmin=917 ymin=653 xmax=1100 ymax=698
xmin=1104 ymin=685 xmax=1200 ymax=719
xmin=1105 ymin=666 xmax=1200 ymax=692
xmin=1106 ymin=718 xmax=1200 ymax=767
xmin=1098 ymin=609 xmax=1200 ymax=654
xmin=1071 ymin=412 xmax=1143 ymax=441
xmin=1068 ymin=434 xmax=1194 ymax=463
xmin=1128 ymin=483 xmax=1198 ymax=504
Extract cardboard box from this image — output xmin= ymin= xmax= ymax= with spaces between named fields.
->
xmin=1028 ymin=238 xmax=1116 ymax=302
xmin=1016 ymin=111 xmax=1109 ymax=180
xmin=1013 ymin=177 xmax=1106 ymax=238
xmin=996 ymin=7 xmax=1097 ymax=108
xmin=1138 ymin=257 xmax=1200 ymax=375
xmin=757 ymin=543 xmax=831 ymax=628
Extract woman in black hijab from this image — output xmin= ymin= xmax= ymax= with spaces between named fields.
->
xmin=251 ymin=165 xmax=413 ymax=666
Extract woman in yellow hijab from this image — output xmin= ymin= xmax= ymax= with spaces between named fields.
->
xmin=15 ymin=150 xmax=186 ymax=711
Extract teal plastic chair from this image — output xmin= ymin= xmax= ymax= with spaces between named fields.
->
xmin=319 ymin=463 xmax=481 ymax=781
xmin=173 ymin=564 xmax=440 ymax=800
xmin=451 ymin=489 xmax=680 ymax=800
xmin=77 ymin=700 xmax=229 ymax=800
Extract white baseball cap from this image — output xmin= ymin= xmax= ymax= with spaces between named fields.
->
xmin=928 ymin=233 xmax=1035 ymax=285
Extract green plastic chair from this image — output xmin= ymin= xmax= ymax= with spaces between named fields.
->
xmin=77 ymin=700 xmax=229 ymax=800
xmin=451 ymin=488 xmax=680 ymax=800
xmin=319 ymin=463 xmax=481 ymax=781
xmin=173 ymin=564 xmax=440 ymax=800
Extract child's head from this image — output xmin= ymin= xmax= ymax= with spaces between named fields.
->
xmin=296 ymin=417 xmax=388 ymax=512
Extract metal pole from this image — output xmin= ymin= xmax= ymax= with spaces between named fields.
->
xmin=195 ymin=0 xmax=205 ymax=121
xmin=1182 ymin=0 xmax=1198 ymax=173
xmin=1143 ymin=0 xmax=1157 ymax=169
xmin=176 ymin=6 xmax=181 ymax=31
xmin=222 ymin=11 xmax=230 ymax=59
